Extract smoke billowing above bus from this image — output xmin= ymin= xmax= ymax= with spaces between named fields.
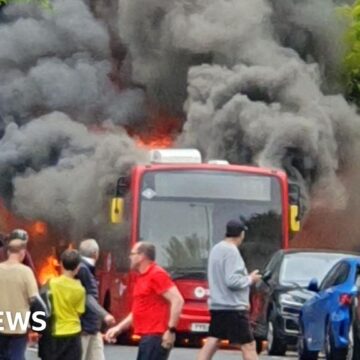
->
xmin=0 ymin=0 xmax=359 ymax=248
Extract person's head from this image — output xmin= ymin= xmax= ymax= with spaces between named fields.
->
xmin=7 ymin=229 xmax=29 ymax=244
xmin=79 ymin=239 xmax=100 ymax=262
xmin=129 ymin=241 xmax=155 ymax=271
xmin=5 ymin=229 xmax=29 ymax=261
xmin=225 ymin=219 xmax=247 ymax=246
xmin=60 ymin=249 xmax=81 ymax=277
xmin=6 ymin=240 xmax=27 ymax=262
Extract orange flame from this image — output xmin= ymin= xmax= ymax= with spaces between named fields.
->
xmin=38 ymin=255 xmax=60 ymax=286
xmin=32 ymin=221 xmax=47 ymax=237
xmin=127 ymin=110 xmax=182 ymax=149
xmin=135 ymin=135 xmax=173 ymax=149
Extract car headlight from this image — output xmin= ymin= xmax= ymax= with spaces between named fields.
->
xmin=279 ymin=293 xmax=303 ymax=307
xmin=279 ymin=293 xmax=303 ymax=315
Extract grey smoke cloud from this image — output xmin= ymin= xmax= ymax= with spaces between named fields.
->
xmin=117 ymin=0 xmax=346 ymax=108
xmin=0 ymin=0 xmax=150 ymax=245
xmin=117 ymin=0 xmax=360 ymax=206
xmin=0 ymin=0 xmax=359 ymax=249
xmin=0 ymin=0 xmax=146 ymax=125
xmin=0 ymin=112 xmax=147 ymax=239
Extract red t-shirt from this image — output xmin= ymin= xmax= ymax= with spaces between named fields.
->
xmin=132 ymin=263 xmax=174 ymax=335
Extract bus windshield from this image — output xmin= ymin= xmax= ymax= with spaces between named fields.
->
xmin=139 ymin=170 xmax=283 ymax=272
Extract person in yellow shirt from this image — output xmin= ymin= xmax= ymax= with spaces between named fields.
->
xmin=49 ymin=249 xmax=85 ymax=360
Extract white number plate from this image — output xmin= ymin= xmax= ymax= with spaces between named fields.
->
xmin=191 ymin=323 xmax=209 ymax=333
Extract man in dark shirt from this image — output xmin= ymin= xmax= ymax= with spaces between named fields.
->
xmin=77 ymin=239 xmax=115 ymax=360
xmin=105 ymin=242 xmax=184 ymax=360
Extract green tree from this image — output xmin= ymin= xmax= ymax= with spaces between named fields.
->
xmin=341 ymin=1 xmax=360 ymax=103
xmin=0 ymin=0 xmax=51 ymax=10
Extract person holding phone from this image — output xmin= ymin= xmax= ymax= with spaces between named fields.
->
xmin=198 ymin=219 xmax=262 ymax=360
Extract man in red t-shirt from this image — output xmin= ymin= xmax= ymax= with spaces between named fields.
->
xmin=105 ymin=242 xmax=184 ymax=360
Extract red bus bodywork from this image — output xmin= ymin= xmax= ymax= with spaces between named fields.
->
xmin=98 ymin=163 xmax=289 ymax=338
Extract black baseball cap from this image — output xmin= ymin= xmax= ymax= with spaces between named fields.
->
xmin=225 ymin=219 xmax=248 ymax=237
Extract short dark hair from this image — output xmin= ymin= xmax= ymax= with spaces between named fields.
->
xmin=61 ymin=249 xmax=81 ymax=271
xmin=137 ymin=242 xmax=156 ymax=261
xmin=8 ymin=229 xmax=29 ymax=242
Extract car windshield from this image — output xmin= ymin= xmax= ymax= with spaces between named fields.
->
xmin=279 ymin=253 xmax=350 ymax=287
xmin=139 ymin=170 xmax=283 ymax=272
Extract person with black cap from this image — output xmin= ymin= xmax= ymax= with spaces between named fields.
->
xmin=197 ymin=219 xmax=262 ymax=360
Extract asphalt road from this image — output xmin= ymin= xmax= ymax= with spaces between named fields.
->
xmin=26 ymin=345 xmax=299 ymax=359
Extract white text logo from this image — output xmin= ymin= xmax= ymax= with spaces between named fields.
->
xmin=0 ymin=311 xmax=47 ymax=332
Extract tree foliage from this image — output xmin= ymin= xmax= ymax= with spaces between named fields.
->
xmin=0 ymin=0 xmax=51 ymax=10
xmin=340 ymin=1 xmax=360 ymax=103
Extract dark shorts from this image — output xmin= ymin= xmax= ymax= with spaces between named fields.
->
xmin=137 ymin=335 xmax=170 ymax=360
xmin=39 ymin=334 xmax=82 ymax=360
xmin=209 ymin=310 xmax=254 ymax=345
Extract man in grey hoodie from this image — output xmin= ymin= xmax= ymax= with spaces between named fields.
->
xmin=198 ymin=219 xmax=262 ymax=360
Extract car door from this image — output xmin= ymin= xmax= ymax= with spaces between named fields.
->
xmin=251 ymin=251 xmax=283 ymax=337
xmin=353 ymin=270 xmax=360 ymax=358
xmin=303 ymin=261 xmax=351 ymax=350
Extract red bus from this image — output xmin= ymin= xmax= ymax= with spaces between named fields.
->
xmin=98 ymin=149 xmax=300 ymax=343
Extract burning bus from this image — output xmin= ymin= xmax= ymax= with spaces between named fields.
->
xmin=97 ymin=149 xmax=301 ymax=342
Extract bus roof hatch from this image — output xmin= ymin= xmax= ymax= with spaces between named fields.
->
xmin=149 ymin=149 xmax=202 ymax=164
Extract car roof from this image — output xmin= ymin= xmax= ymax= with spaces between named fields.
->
xmin=280 ymin=248 xmax=360 ymax=257
xmin=338 ymin=257 xmax=360 ymax=264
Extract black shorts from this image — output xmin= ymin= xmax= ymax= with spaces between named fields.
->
xmin=209 ymin=310 xmax=254 ymax=345
xmin=137 ymin=335 xmax=170 ymax=360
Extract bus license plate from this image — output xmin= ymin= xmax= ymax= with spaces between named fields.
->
xmin=191 ymin=323 xmax=209 ymax=333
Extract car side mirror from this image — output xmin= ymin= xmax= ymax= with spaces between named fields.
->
xmin=307 ymin=278 xmax=319 ymax=292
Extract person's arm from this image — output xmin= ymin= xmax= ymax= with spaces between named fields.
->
xmin=86 ymin=295 xmax=108 ymax=318
xmin=26 ymin=267 xmax=40 ymax=301
xmin=26 ymin=269 xmax=51 ymax=316
xmin=161 ymin=286 xmax=184 ymax=348
xmin=104 ymin=313 xmax=133 ymax=343
xmin=77 ymin=266 xmax=112 ymax=320
xmin=76 ymin=287 xmax=86 ymax=316
xmin=162 ymin=286 xmax=184 ymax=328
xmin=224 ymin=251 xmax=251 ymax=290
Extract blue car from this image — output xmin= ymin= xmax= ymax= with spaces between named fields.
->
xmin=299 ymin=257 xmax=360 ymax=360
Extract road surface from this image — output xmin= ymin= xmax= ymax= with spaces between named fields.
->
xmin=27 ymin=344 xmax=299 ymax=359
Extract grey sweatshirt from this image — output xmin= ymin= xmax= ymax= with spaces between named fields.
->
xmin=208 ymin=241 xmax=250 ymax=310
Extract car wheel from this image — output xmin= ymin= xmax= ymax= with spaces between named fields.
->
xmin=325 ymin=321 xmax=348 ymax=360
xmin=346 ymin=324 xmax=354 ymax=360
xmin=267 ymin=312 xmax=287 ymax=356
xmin=298 ymin=333 xmax=319 ymax=360
xmin=353 ymin=311 xmax=360 ymax=360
